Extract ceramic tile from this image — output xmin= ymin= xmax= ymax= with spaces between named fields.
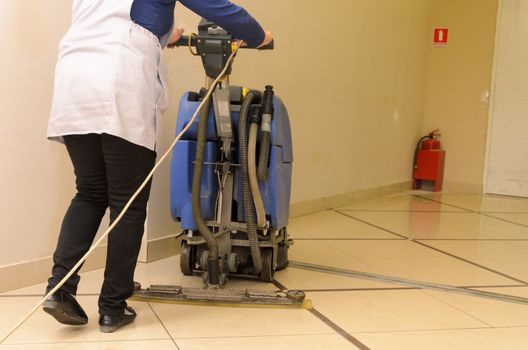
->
xmin=422 ymin=240 xmax=528 ymax=283
xmin=424 ymin=287 xmax=528 ymax=327
xmin=339 ymin=193 xmax=464 ymax=212
xmin=321 ymin=240 xmax=518 ymax=286
xmin=275 ymin=267 xmax=394 ymax=291
xmin=175 ymin=334 xmax=355 ymax=350
xmin=418 ymin=193 xmax=528 ymax=213
xmin=4 ymin=193 xmax=528 ymax=350
xmin=0 ymin=296 xmax=168 ymax=344
xmin=307 ymin=290 xmax=487 ymax=333
xmin=151 ymin=302 xmax=333 ymax=339
xmin=288 ymin=210 xmax=398 ymax=239
xmin=288 ymin=240 xmax=379 ymax=273
xmin=356 ymin=327 xmax=528 ymax=350
xmin=346 ymin=211 xmax=528 ymax=239
xmin=485 ymin=212 xmax=528 ymax=227
xmin=0 ymin=340 xmax=177 ymax=350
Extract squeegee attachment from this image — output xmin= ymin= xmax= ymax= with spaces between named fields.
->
xmin=133 ymin=285 xmax=307 ymax=307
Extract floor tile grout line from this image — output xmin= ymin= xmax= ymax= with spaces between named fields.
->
xmin=272 ymin=279 xmax=288 ymax=291
xmin=414 ymin=194 xmax=528 ymax=230
xmin=302 ymin=287 xmax=420 ymax=292
xmin=335 ymin=206 xmax=528 ymax=286
xmin=295 ymin=238 xmax=528 ymax=242
xmin=291 ymin=210 xmax=335 ymax=219
xmin=412 ymin=195 xmax=476 ymax=212
xmin=417 ymin=239 xmax=528 ymax=241
xmin=422 ymin=289 xmax=495 ymax=328
xmin=333 ymin=210 xmax=409 ymax=239
xmin=464 ymin=284 xmax=528 ymax=289
xmin=337 ymin=210 xmax=467 ymax=213
xmin=171 ymin=332 xmax=337 ymax=341
xmin=352 ymin=326 xmax=495 ymax=335
xmin=295 ymin=284 xmax=527 ymax=293
xmin=412 ymin=240 xmax=528 ymax=285
xmin=147 ymin=302 xmax=181 ymax=350
xmin=335 ymin=204 xmax=528 ymax=241
xmin=480 ymin=212 xmax=528 ymax=229
xmin=334 ymin=208 xmax=528 ymax=241
xmin=293 ymin=238 xmax=405 ymax=241
xmin=480 ymin=211 xmax=528 ymax=214
xmin=289 ymin=261 xmax=528 ymax=306
xmin=308 ymin=308 xmax=371 ymax=350
xmin=0 ymin=338 xmax=174 ymax=346
xmin=273 ymin=277 xmax=371 ymax=349
xmin=315 ymin=240 xmax=382 ymax=270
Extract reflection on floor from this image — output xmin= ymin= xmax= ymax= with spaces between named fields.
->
xmin=2 ymin=192 xmax=528 ymax=349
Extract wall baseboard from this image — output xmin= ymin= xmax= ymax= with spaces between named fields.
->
xmin=146 ymin=234 xmax=182 ymax=263
xmin=0 ymin=244 xmax=108 ymax=294
xmin=442 ymin=181 xmax=483 ymax=194
xmin=0 ymin=234 xmax=182 ymax=294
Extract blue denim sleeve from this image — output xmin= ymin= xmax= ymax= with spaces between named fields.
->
xmin=179 ymin=0 xmax=265 ymax=47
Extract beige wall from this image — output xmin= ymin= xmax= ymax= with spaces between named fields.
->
xmin=1 ymin=0 xmax=439 ymax=272
xmin=423 ymin=0 xmax=498 ymax=192
xmin=0 ymin=0 xmax=74 ymax=266
xmin=234 ymin=0 xmax=432 ymax=201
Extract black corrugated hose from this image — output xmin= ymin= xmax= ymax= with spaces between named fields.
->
xmin=239 ymin=91 xmax=263 ymax=274
xmin=257 ymin=85 xmax=274 ymax=181
xmin=191 ymin=97 xmax=221 ymax=285
xmin=413 ymin=135 xmax=429 ymax=173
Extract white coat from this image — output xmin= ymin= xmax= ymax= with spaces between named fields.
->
xmin=47 ymin=0 xmax=169 ymax=151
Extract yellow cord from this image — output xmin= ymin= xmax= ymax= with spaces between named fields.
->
xmin=188 ymin=33 xmax=199 ymax=56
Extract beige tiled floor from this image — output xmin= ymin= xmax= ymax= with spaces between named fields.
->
xmin=2 ymin=192 xmax=528 ymax=349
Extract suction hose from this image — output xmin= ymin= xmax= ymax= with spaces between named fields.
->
xmin=413 ymin=135 xmax=429 ymax=173
xmin=239 ymin=91 xmax=263 ymax=274
xmin=257 ymin=85 xmax=274 ymax=181
xmin=248 ymin=109 xmax=267 ymax=228
xmin=191 ymin=97 xmax=221 ymax=285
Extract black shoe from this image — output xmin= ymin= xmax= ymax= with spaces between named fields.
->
xmin=99 ymin=306 xmax=137 ymax=333
xmin=42 ymin=289 xmax=88 ymax=326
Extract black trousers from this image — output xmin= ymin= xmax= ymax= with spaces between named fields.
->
xmin=47 ymin=133 xmax=156 ymax=316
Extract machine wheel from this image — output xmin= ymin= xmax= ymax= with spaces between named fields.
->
xmin=199 ymin=250 xmax=209 ymax=271
xmin=180 ymin=241 xmax=194 ymax=276
xmin=286 ymin=290 xmax=306 ymax=302
xmin=261 ymin=248 xmax=275 ymax=282
xmin=228 ymin=253 xmax=240 ymax=273
xmin=276 ymin=229 xmax=290 ymax=271
xmin=276 ymin=242 xmax=289 ymax=271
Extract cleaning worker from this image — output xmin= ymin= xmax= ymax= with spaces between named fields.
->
xmin=44 ymin=0 xmax=273 ymax=333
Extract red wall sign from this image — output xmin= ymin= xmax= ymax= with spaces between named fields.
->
xmin=434 ymin=28 xmax=449 ymax=47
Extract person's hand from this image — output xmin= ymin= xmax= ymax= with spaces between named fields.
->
xmin=257 ymin=31 xmax=273 ymax=49
xmin=167 ymin=27 xmax=185 ymax=48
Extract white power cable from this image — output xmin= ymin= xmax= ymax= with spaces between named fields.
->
xmin=0 ymin=42 xmax=241 ymax=345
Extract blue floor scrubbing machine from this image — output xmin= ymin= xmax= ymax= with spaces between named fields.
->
xmin=134 ymin=20 xmax=304 ymax=305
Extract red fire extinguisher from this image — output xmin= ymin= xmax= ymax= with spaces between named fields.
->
xmin=413 ymin=129 xmax=446 ymax=192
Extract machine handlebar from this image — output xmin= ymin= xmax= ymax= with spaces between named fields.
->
xmin=169 ymin=35 xmax=274 ymax=50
